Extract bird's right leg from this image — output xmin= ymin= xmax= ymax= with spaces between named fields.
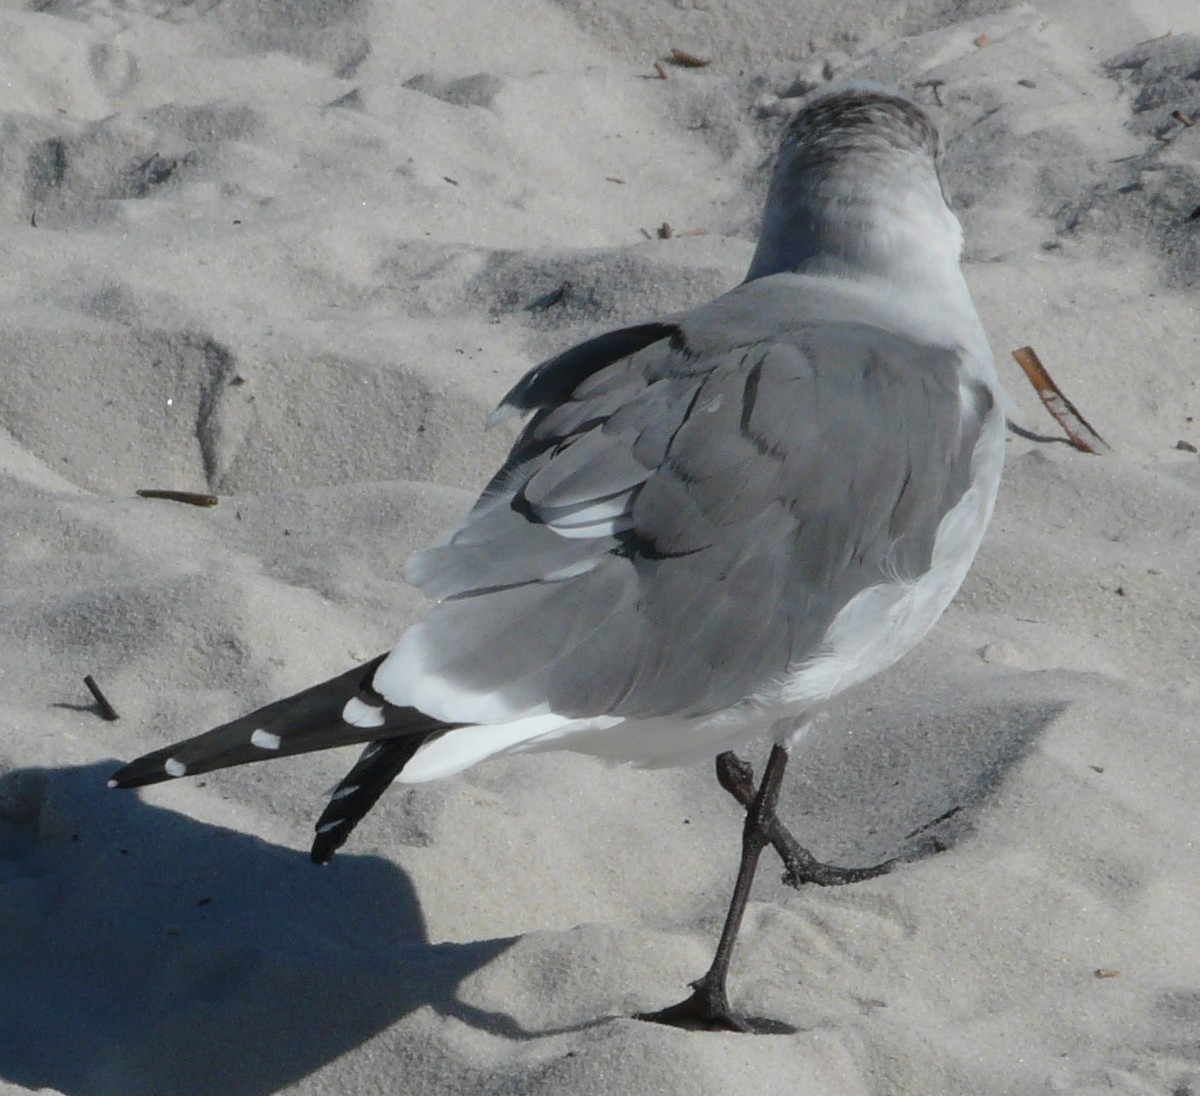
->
xmin=714 ymin=751 xmax=900 ymax=889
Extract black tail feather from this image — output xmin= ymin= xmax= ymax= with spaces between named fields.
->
xmin=310 ymin=733 xmax=441 ymax=864
xmin=109 ymin=655 xmax=450 ymax=790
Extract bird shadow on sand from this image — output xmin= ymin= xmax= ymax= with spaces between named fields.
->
xmin=0 ymin=678 xmax=1076 ymax=1094
xmin=0 ymin=762 xmax=522 ymax=1096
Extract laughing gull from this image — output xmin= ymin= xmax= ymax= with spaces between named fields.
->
xmin=111 ymin=84 xmax=1007 ymax=1032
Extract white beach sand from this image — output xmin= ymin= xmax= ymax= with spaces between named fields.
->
xmin=2 ymin=1 xmax=1199 ymax=1092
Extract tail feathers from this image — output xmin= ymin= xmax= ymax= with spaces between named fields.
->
xmin=310 ymin=735 xmax=439 ymax=864
xmin=109 ymin=655 xmax=454 ymax=789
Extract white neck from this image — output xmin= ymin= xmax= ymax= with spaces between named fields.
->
xmin=745 ymin=148 xmax=969 ymax=311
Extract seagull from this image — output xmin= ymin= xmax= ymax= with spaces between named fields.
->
xmin=110 ymin=83 xmax=1007 ymax=1033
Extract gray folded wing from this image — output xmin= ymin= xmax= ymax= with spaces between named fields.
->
xmin=402 ymin=281 xmax=991 ymax=723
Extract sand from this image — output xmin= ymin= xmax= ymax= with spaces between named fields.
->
xmin=2 ymin=1 xmax=1199 ymax=1093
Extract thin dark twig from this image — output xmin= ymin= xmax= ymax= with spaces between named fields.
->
xmin=914 ymin=79 xmax=945 ymax=107
xmin=84 ymin=675 xmax=120 ymax=721
xmin=136 ymin=489 xmax=218 ymax=507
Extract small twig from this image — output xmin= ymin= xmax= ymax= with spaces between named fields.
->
xmin=666 ymin=48 xmax=711 ymax=68
xmin=1011 ymin=346 xmax=1110 ymax=454
xmin=136 ymin=489 xmax=219 ymax=507
xmin=915 ymin=78 xmax=946 ymax=108
xmin=84 ymin=675 xmax=120 ymax=721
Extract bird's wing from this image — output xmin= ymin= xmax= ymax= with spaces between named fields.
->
xmin=376 ymin=276 xmax=992 ymax=725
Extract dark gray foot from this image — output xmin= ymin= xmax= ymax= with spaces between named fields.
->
xmin=635 ymin=973 xmax=796 ymax=1035
xmin=715 ymin=752 xmax=902 ymax=889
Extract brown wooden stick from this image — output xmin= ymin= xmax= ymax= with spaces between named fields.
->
xmin=136 ymin=489 xmax=219 ymax=507
xmin=1011 ymin=346 xmax=1110 ymax=454
xmin=667 ymin=48 xmax=711 ymax=68
xmin=84 ymin=675 xmax=120 ymax=721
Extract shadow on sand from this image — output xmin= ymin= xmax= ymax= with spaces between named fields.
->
xmin=0 ymin=762 xmax=518 ymax=1096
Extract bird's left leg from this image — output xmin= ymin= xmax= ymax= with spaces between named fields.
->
xmin=636 ymin=745 xmax=796 ymax=1033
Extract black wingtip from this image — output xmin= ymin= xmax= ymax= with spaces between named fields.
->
xmin=310 ymin=822 xmax=347 ymax=865
xmin=307 ymin=734 xmax=440 ymax=864
xmin=109 ymin=748 xmax=186 ymax=789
